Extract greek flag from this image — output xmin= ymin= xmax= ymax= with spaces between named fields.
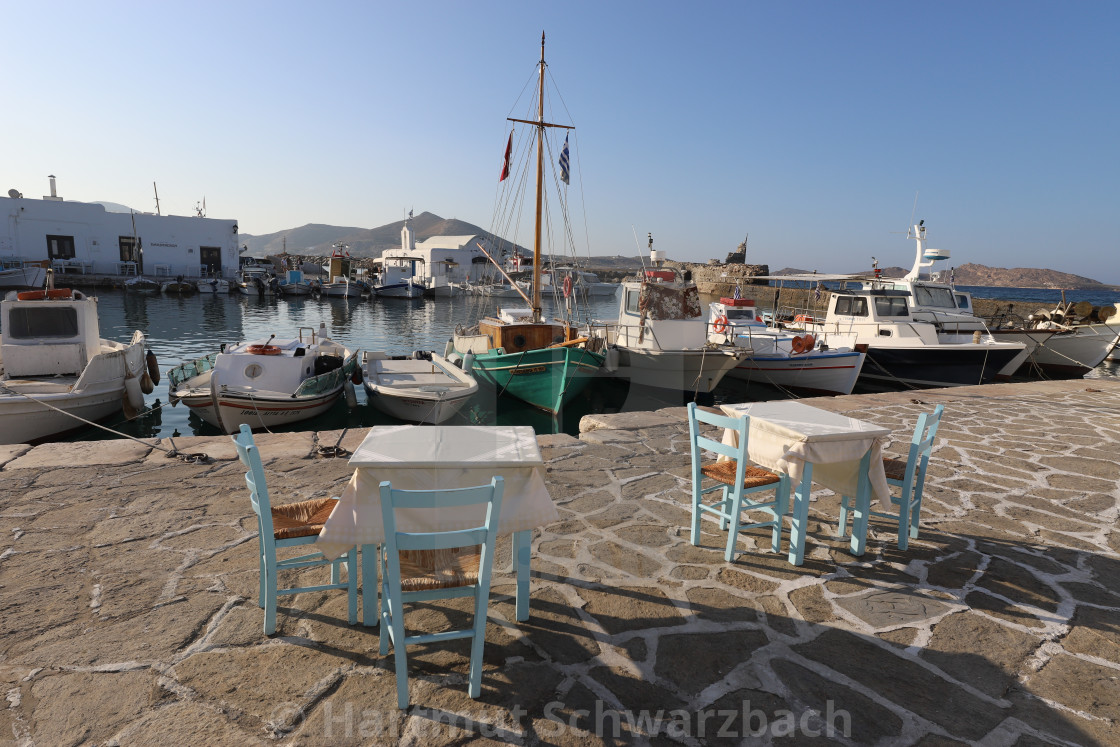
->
xmin=815 ymin=282 xmax=823 ymax=301
xmin=559 ymin=134 xmax=570 ymax=184
xmin=733 ymin=284 xmax=741 ymax=300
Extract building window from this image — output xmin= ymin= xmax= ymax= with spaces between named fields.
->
xmin=46 ymin=235 xmax=76 ymax=260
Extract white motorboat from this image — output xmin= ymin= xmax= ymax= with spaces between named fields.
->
xmin=0 ymin=260 xmax=48 ymax=290
xmin=0 ymin=287 xmax=148 ymax=444
xmin=362 ymin=351 xmax=478 ymax=424
xmin=708 ymin=298 xmax=866 ymax=396
xmin=196 ymin=277 xmax=231 ymax=294
xmin=585 ymin=249 xmax=743 ymax=394
xmin=167 ymin=323 xmax=358 ymax=434
xmin=987 ymin=299 xmax=1120 ymax=376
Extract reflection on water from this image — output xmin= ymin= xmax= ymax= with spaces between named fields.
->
xmin=1 ymin=286 xmax=1113 ymax=443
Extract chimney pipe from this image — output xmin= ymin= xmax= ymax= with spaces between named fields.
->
xmin=48 ymin=175 xmax=57 ymax=197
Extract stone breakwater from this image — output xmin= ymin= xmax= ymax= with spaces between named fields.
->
xmin=1 ymin=379 xmax=1119 ymax=744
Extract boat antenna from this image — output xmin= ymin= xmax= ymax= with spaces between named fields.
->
xmin=908 ymin=190 xmax=919 ymax=231
xmin=152 ymin=182 xmax=161 ymax=215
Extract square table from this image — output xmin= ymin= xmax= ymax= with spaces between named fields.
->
xmin=317 ymin=425 xmax=558 ymax=625
xmin=720 ymin=401 xmax=891 ymax=565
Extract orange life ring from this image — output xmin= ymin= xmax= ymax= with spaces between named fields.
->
xmin=562 ymin=275 xmax=573 ymax=298
xmin=247 ymin=344 xmax=282 ymax=356
xmin=791 ymin=335 xmax=806 ymax=354
xmin=712 ymin=314 xmax=729 ymax=334
xmin=16 ymin=290 xmax=45 ymax=300
xmin=47 ymin=288 xmax=73 ymax=299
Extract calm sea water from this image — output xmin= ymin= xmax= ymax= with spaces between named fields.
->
xmin=8 ymin=285 xmax=1118 ymax=443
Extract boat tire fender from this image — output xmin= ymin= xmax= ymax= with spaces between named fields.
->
xmin=146 ymin=349 xmax=161 ymax=385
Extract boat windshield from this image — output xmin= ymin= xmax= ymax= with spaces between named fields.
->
xmin=7 ymin=308 xmax=80 ymax=339
xmin=912 ymin=285 xmax=957 ymax=308
xmin=724 ymin=308 xmax=757 ymax=320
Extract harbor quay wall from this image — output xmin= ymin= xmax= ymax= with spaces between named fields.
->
xmin=1 ymin=379 xmax=1119 ymax=743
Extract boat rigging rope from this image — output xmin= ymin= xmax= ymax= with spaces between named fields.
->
xmin=0 ymin=384 xmax=212 ymax=463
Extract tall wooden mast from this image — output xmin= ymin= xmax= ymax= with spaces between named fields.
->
xmin=532 ymin=31 xmax=546 ymax=321
xmin=507 ymin=32 xmax=574 ymax=324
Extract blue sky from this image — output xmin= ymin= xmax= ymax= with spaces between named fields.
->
xmin=6 ymin=2 xmax=1118 ymax=281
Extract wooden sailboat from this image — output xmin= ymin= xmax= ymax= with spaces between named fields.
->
xmin=451 ymin=33 xmax=604 ymax=415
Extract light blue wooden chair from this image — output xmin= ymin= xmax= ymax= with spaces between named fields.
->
xmin=687 ymin=402 xmax=791 ymax=561
xmin=839 ymin=405 xmax=945 ymax=552
xmin=378 ymin=477 xmax=504 ymax=709
xmin=232 ymin=424 xmax=358 ymax=635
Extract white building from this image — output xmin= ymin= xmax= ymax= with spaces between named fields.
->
xmin=382 ymin=216 xmax=498 ymax=295
xmin=1 ymin=178 xmax=241 ymax=279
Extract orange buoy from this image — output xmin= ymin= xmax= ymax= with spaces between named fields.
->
xmin=247 ymin=344 xmax=282 ymax=356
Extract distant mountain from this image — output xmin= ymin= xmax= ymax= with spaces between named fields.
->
xmin=238 ymin=212 xmax=491 ymax=258
xmin=774 ymin=264 xmax=1114 ymax=289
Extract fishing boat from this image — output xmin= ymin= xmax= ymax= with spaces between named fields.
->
xmin=986 ymin=298 xmax=1120 ymax=376
xmin=276 ymin=268 xmax=314 ymax=296
xmin=0 ymin=286 xmax=149 ymax=444
xmin=124 ymin=276 xmax=161 ymax=294
xmin=362 ymin=350 xmax=478 ymax=424
xmin=448 ymin=33 xmax=604 ymax=415
xmin=196 ymin=277 xmax=231 ymax=293
xmin=374 ymin=258 xmax=424 ymax=299
xmin=319 ymin=244 xmax=364 ymax=297
xmin=584 ymin=249 xmax=743 ymax=395
xmin=166 ymin=323 xmax=359 ymax=434
xmin=708 ymin=297 xmax=866 ymax=396
xmin=160 ymin=276 xmax=196 ymax=295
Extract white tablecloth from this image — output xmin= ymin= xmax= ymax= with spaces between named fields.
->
xmin=720 ymin=401 xmax=892 ymax=508
xmin=318 ymin=425 xmax=558 ymax=559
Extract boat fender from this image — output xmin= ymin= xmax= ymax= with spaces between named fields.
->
xmin=140 ymin=370 xmax=154 ymax=394
xmin=462 ymin=352 xmax=475 ymax=373
xmin=145 ymin=349 xmax=161 ymax=385
xmin=443 ymin=339 xmax=455 ymax=358
xmin=604 ymin=347 xmax=620 ymax=372
xmin=712 ymin=314 xmax=729 ymax=334
xmin=344 ymin=379 xmax=358 ymax=408
xmin=124 ymin=371 xmax=144 ymax=415
xmin=351 ymin=365 xmax=363 ymax=385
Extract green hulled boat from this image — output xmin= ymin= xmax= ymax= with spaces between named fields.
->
xmin=451 ymin=32 xmax=604 ymax=414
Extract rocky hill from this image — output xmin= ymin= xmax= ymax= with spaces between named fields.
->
xmin=775 ymin=264 xmax=1115 ymax=289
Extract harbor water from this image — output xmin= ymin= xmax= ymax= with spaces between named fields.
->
xmin=6 ymin=286 xmax=1118 ymax=443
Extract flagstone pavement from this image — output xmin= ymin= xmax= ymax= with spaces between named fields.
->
xmin=1 ymin=379 xmax=1119 ymax=745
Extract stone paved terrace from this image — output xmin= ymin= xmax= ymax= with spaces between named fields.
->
xmin=2 ymin=379 xmax=1119 ymax=745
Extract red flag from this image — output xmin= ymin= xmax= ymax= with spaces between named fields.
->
xmin=499 ymin=131 xmax=512 ymax=182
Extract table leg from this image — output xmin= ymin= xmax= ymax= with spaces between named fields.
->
xmin=787 ymin=465 xmax=814 ymax=566
xmin=361 ymin=543 xmax=378 ymax=626
xmin=514 ymin=530 xmax=531 ymax=621
xmin=849 ymin=449 xmax=874 ymax=556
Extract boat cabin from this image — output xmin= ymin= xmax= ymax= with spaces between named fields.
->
xmin=1 ymin=289 xmax=100 ymax=377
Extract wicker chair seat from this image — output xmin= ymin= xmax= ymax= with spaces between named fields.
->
xmin=882 ymin=457 xmax=908 ymax=482
xmin=397 ymin=547 xmax=482 ymax=592
xmin=700 ymin=460 xmax=782 ymax=489
xmin=271 ymin=497 xmax=339 ymax=540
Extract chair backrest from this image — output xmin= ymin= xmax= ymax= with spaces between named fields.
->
xmin=231 ymin=423 xmax=277 ymax=543
xmin=901 ymin=404 xmax=945 ymax=484
xmin=379 ymin=477 xmax=505 ymax=558
xmin=687 ymin=402 xmax=750 ymax=485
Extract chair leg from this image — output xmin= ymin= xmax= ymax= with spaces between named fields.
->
xmin=722 ymin=489 xmax=745 ymax=562
xmin=690 ymin=481 xmax=704 ymax=547
xmin=262 ymin=564 xmax=278 ymax=635
xmin=897 ymin=490 xmax=912 ymax=551
xmin=770 ymin=477 xmax=790 ymax=553
xmin=718 ymin=486 xmax=731 ymax=531
xmin=346 ymin=547 xmax=358 ymax=625
xmin=468 ymin=587 xmax=488 ymax=699
xmin=390 ymin=602 xmax=410 ymax=709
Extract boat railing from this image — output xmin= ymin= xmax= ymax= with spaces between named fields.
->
xmin=167 ymin=352 xmax=219 ymax=389
xmin=293 ymin=352 xmax=359 ymax=398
